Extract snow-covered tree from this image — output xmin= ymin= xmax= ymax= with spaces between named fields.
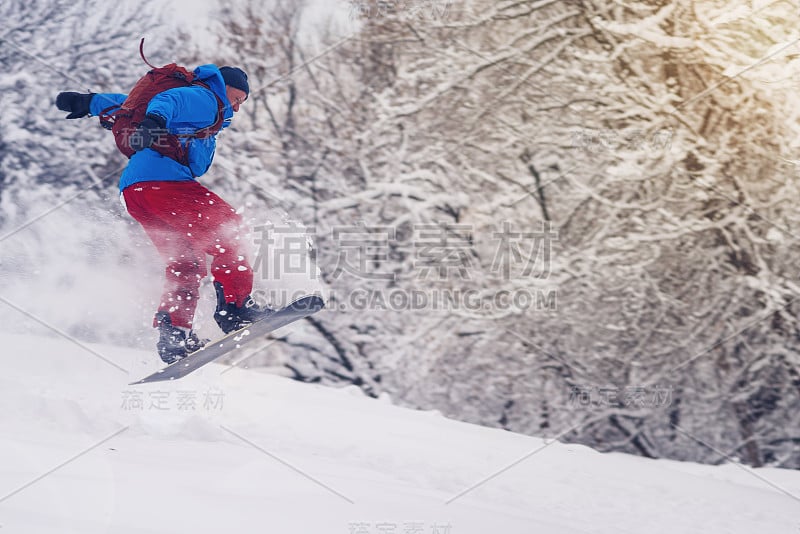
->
xmin=217 ymin=0 xmax=800 ymax=468
xmin=351 ymin=0 xmax=800 ymax=468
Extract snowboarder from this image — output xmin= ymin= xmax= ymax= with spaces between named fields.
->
xmin=55 ymin=64 xmax=274 ymax=364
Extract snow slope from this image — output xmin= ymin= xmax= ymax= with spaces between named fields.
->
xmin=1 ymin=332 xmax=799 ymax=534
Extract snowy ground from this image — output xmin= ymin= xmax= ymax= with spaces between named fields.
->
xmin=1 ymin=332 xmax=799 ymax=534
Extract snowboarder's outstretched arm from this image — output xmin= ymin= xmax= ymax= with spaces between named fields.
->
xmin=91 ymin=93 xmax=127 ymax=116
xmin=55 ymin=92 xmax=127 ymax=119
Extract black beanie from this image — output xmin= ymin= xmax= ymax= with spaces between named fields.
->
xmin=219 ymin=66 xmax=249 ymax=97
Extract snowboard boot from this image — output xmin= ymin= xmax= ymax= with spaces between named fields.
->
xmin=213 ymin=281 xmax=275 ymax=334
xmin=154 ymin=311 xmax=206 ymax=364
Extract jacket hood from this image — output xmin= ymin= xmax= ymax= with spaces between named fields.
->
xmin=193 ymin=64 xmax=234 ymax=123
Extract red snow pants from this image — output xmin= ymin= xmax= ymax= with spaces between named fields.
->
xmin=122 ymin=181 xmax=253 ymax=329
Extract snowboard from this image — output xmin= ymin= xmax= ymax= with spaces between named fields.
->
xmin=130 ymin=294 xmax=325 ymax=385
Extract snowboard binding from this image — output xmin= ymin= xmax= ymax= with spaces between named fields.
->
xmin=213 ymin=281 xmax=275 ymax=334
xmin=154 ymin=311 xmax=206 ymax=364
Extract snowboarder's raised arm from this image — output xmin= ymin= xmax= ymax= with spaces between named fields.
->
xmin=55 ymin=92 xmax=127 ymax=119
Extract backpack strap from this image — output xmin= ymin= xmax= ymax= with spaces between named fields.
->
xmin=175 ymin=80 xmax=227 ymax=140
xmin=98 ymin=104 xmax=122 ymax=131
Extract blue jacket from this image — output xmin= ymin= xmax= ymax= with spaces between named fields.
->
xmin=89 ymin=64 xmax=235 ymax=191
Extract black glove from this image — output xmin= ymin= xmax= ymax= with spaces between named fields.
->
xmin=55 ymin=92 xmax=94 ymax=119
xmin=128 ymin=114 xmax=167 ymax=153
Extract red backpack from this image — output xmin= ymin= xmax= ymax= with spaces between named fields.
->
xmin=99 ymin=39 xmax=226 ymax=165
